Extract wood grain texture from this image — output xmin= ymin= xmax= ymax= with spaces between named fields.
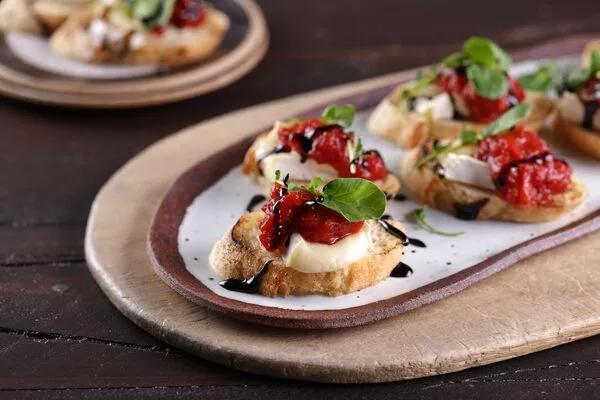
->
xmin=85 ymin=35 xmax=600 ymax=383
xmin=3 ymin=0 xmax=600 ymax=396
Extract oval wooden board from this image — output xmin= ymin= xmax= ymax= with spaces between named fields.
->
xmin=86 ymin=35 xmax=600 ymax=382
xmin=0 ymin=0 xmax=268 ymax=108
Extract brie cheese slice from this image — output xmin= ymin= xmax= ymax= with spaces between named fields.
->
xmin=283 ymin=225 xmax=372 ymax=273
xmin=414 ymin=93 xmax=454 ymax=120
xmin=440 ymin=153 xmax=495 ymax=190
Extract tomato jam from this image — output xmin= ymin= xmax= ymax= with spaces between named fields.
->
xmin=438 ymin=69 xmax=525 ymax=123
xmin=473 ymin=127 xmax=572 ymax=205
xmin=258 ymin=183 xmax=364 ymax=252
xmin=171 ymin=0 xmax=206 ymax=28
xmin=276 ymin=119 xmax=388 ymax=181
xmin=579 ymin=78 xmax=600 ymax=131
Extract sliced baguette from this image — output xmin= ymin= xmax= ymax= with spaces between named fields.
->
xmin=0 ymin=0 xmax=43 ymax=34
xmin=242 ymin=132 xmax=401 ymax=197
xmin=33 ymin=0 xmax=92 ymax=32
xmin=368 ymin=87 xmax=554 ymax=149
xmin=50 ymin=4 xmax=229 ymax=66
xmin=553 ymin=111 xmax=600 ymax=160
xmin=209 ymin=212 xmax=406 ymax=297
xmin=582 ymin=39 xmax=600 ymax=68
xmin=400 ymin=146 xmax=587 ymax=223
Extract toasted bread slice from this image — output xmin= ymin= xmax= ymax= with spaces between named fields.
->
xmin=400 ymin=147 xmax=587 ymax=223
xmin=242 ymin=132 xmax=402 ymax=198
xmin=0 ymin=0 xmax=43 ymax=34
xmin=368 ymin=88 xmax=554 ymax=149
xmin=582 ymin=39 xmax=600 ymax=68
xmin=50 ymin=4 xmax=229 ymax=66
xmin=33 ymin=0 xmax=91 ymax=32
xmin=553 ymin=111 xmax=600 ymax=160
xmin=209 ymin=212 xmax=406 ymax=297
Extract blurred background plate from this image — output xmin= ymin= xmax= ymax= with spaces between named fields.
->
xmin=0 ymin=0 xmax=268 ymax=108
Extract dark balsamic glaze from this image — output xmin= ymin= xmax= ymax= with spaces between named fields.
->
xmin=454 ymin=198 xmax=490 ymax=220
xmin=380 ymin=214 xmax=392 ymax=220
xmin=408 ymin=237 xmax=427 ymax=248
xmin=390 ymin=262 xmax=414 ymax=278
xmin=219 ymin=261 xmax=272 ymax=294
xmin=493 ymin=152 xmax=555 ymax=188
xmin=386 ymin=193 xmax=408 ymax=201
xmin=245 ymin=194 xmax=266 ymax=212
xmin=583 ymin=100 xmax=599 ymax=131
xmin=377 ymin=218 xmax=409 ymax=246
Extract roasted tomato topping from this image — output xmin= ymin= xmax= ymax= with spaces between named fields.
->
xmin=580 ymin=78 xmax=600 ymax=103
xmin=171 ymin=0 xmax=206 ymax=28
xmin=438 ymin=69 xmax=526 ymax=123
xmin=473 ymin=127 xmax=572 ymax=205
xmin=258 ymin=183 xmax=364 ymax=252
xmin=276 ymin=119 xmax=388 ymax=181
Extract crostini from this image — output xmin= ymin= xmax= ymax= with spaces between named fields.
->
xmin=553 ymin=49 xmax=600 ymax=159
xmin=368 ymin=36 xmax=553 ymax=149
xmin=210 ymin=176 xmax=408 ymax=297
xmin=0 ymin=0 xmax=87 ymax=33
xmin=243 ymin=104 xmax=401 ymax=198
xmin=401 ymin=103 xmax=587 ymax=223
xmin=50 ymin=0 xmax=230 ymax=66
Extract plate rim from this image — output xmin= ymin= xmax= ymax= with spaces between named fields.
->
xmin=146 ymin=78 xmax=600 ymax=329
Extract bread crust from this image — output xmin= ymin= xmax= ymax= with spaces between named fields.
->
xmin=368 ymin=87 xmax=554 ymax=149
xmin=0 ymin=0 xmax=43 ymax=34
xmin=553 ymin=111 xmax=600 ymax=160
xmin=400 ymin=146 xmax=587 ymax=223
xmin=209 ymin=212 xmax=406 ymax=297
xmin=49 ymin=4 xmax=229 ymax=66
xmin=33 ymin=0 xmax=92 ymax=32
xmin=242 ymin=132 xmax=402 ymax=198
xmin=582 ymin=39 xmax=600 ymax=68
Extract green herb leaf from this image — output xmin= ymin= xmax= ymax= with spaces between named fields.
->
xmin=347 ymin=136 xmax=363 ymax=174
xmin=274 ymin=169 xmax=281 ymax=182
xmin=567 ymin=67 xmax=592 ymax=91
xmin=489 ymin=41 xmax=512 ymax=70
xmin=518 ymin=65 xmax=558 ymax=92
xmin=481 ymin=102 xmax=532 ymax=137
xmin=442 ymin=52 xmax=466 ymax=68
xmin=320 ymin=178 xmax=387 ymax=222
xmin=463 ymin=37 xmax=497 ymax=68
xmin=466 ymin=65 xmax=509 ymax=99
xmin=128 ymin=0 xmax=176 ymax=29
xmin=306 ymin=177 xmax=322 ymax=194
xmin=415 ymin=142 xmax=452 ymax=168
xmin=407 ymin=207 xmax=464 ymax=237
xmin=287 ymin=182 xmax=300 ymax=192
xmin=460 ymin=130 xmax=479 ymax=145
xmin=321 ymin=104 xmax=356 ymax=128
xmin=590 ymin=51 xmax=600 ymax=75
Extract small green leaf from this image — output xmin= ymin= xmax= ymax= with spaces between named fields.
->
xmin=321 ymin=104 xmax=356 ymax=128
xmin=287 ymin=182 xmax=300 ymax=192
xmin=320 ymin=178 xmax=387 ymax=222
xmin=407 ymin=207 xmax=464 ymax=237
xmin=481 ymin=103 xmax=531 ymax=137
xmin=567 ymin=67 xmax=592 ymax=91
xmin=274 ymin=169 xmax=281 ymax=182
xmin=489 ymin=41 xmax=512 ymax=70
xmin=518 ymin=65 xmax=556 ymax=92
xmin=307 ymin=177 xmax=322 ymax=194
xmin=129 ymin=0 xmax=176 ymax=29
xmin=463 ymin=37 xmax=497 ymax=68
xmin=466 ymin=65 xmax=509 ymax=99
xmin=460 ymin=130 xmax=479 ymax=145
xmin=442 ymin=52 xmax=466 ymax=68
xmin=590 ymin=51 xmax=600 ymax=75
xmin=416 ymin=143 xmax=451 ymax=168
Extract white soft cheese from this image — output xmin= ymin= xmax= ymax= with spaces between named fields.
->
xmin=260 ymin=152 xmax=338 ymax=183
xmin=440 ymin=153 xmax=495 ymax=190
xmin=254 ymin=121 xmax=283 ymax=160
xmin=88 ymin=19 xmax=108 ymax=49
xmin=451 ymin=93 xmax=470 ymax=118
xmin=414 ymin=93 xmax=454 ymax=120
xmin=283 ymin=225 xmax=372 ymax=273
xmin=559 ymin=92 xmax=585 ymax=125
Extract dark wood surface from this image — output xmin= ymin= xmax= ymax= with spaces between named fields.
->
xmin=2 ymin=0 xmax=600 ymax=398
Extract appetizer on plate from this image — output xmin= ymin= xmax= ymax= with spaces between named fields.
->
xmin=553 ymin=50 xmax=600 ymax=159
xmin=242 ymin=104 xmax=401 ymax=198
xmin=368 ymin=36 xmax=553 ymax=149
xmin=401 ymin=103 xmax=587 ymax=222
xmin=50 ymin=0 xmax=230 ymax=66
xmin=209 ymin=176 xmax=408 ymax=297
xmin=0 ymin=0 xmax=91 ymax=33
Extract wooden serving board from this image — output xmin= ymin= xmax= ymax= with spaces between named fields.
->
xmin=86 ymin=35 xmax=600 ymax=383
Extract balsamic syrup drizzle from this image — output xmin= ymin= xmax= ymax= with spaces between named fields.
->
xmin=219 ymin=261 xmax=272 ymax=294
xmin=377 ymin=218 xmax=409 ymax=246
xmin=386 ymin=193 xmax=407 ymax=201
xmin=245 ymin=194 xmax=266 ymax=212
xmin=493 ymin=152 xmax=560 ymax=188
xmin=454 ymin=198 xmax=490 ymax=221
xmin=390 ymin=262 xmax=414 ymax=278
xmin=407 ymin=237 xmax=427 ymax=248
xmin=583 ymin=100 xmax=599 ymax=131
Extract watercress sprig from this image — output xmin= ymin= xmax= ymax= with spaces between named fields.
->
xmin=321 ymin=104 xmax=356 ymax=128
xmin=416 ymin=102 xmax=531 ymax=168
xmin=441 ymin=36 xmax=513 ymax=100
xmin=518 ymin=63 xmax=562 ymax=92
xmin=407 ymin=207 xmax=463 ymax=237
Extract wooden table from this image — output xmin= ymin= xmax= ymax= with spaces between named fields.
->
xmin=2 ymin=0 xmax=600 ymax=398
